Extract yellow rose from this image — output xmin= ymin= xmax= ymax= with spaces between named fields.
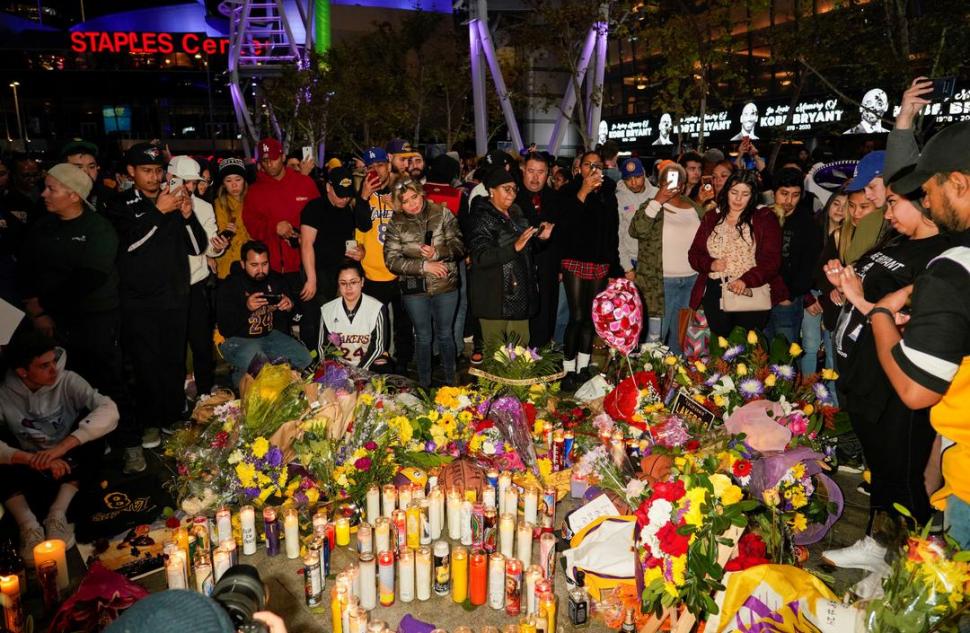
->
xmin=789 ymin=342 xmax=803 ymax=357
xmin=251 ymin=437 xmax=269 ymax=459
xmin=821 ymin=368 xmax=839 ymax=381
xmin=694 ymin=361 xmax=707 ymax=373
xmin=764 ymin=374 xmax=777 ymax=387
xmin=762 ymin=488 xmax=780 ymax=507
xmin=721 ymin=485 xmax=743 ymax=505
xmin=747 ymin=330 xmax=758 ymax=345
xmin=709 ymin=473 xmax=732 ymax=498
xmin=736 ymin=363 xmax=748 ymax=376
xmin=664 ymin=355 xmax=677 ymax=366
xmin=717 ymin=336 xmax=729 ymax=348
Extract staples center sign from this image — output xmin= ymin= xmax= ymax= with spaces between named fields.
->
xmin=69 ymin=31 xmax=264 ymax=56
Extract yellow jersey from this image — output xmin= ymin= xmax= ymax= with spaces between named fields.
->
xmin=355 ymin=191 xmax=396 ymax=282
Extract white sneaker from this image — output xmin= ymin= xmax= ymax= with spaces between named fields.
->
xmin=821 ymin=536 xmax=889 ymax=573
xmin=852 ymin=568 xmax=887 ymax=600
xmin=44 ymin=514 xmax=76 ymax=549
xmin=20 ymin=523 xmax=45 ymax=566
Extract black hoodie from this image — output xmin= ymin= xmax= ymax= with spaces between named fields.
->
xmin=216 ymin=263 xmax=292 ymax=339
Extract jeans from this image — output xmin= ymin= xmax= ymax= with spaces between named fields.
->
xmin=221 ymin=330 xmax=312 ymax=387
xmin=946 ymin=494 xmax=970 ymax=549
xmin=554 ymin=282 xmax=569 ymax=346
xmin=766 ymin=296 xmax=804 ymax=344
xmin=661 ymin=275 xmax=696 ymax=356
xmin=800 ymin=300 xmax=839 ymax=406
xmin=403 ymin=290 xmax=459 ymax=387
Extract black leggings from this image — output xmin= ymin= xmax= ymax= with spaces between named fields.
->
xmin=563 ymin=270 xmax=607 ymax=361
xmin=701 ymin=279 xmax=769 ymax=337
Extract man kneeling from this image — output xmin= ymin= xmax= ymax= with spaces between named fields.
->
xmin=0 ymin=331 xmax=119 ymax=563
xmin=218 ymin=240 xmax=311 ymax=386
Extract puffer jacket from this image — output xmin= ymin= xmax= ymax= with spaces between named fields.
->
xmin=383 ymin=200 xmax=465 ymax=296
xmin=466 ymin=196 xmax=539 ymax=321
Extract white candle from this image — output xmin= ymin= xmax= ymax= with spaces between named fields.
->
xmin=498 ymin=472 xmax=511 ymax=512
xmin=398 ymin=485 xmax=413 ymax=511
xmin=240 ymin=505 xmax=257 ymax=555
xmin=357 ymin=522 xmax=373 ymax=555
xmin=446 ymin=488 xmax=461 ymax=540
xmin=503 ymin=488 xmax=518 ymax=519
xmin=399 ymin=548 xmax=415 ymax=602
xmin=33 ymin=540 xmax=68 ymax=591
xmin=366 ymin=485 xmax=381 ymax=523
xmin=382 ymin=484 xmax=397 ymax=517
xmin=499 ymin=513 xmax=515 ymax=559
xmin=347 ymin=561 xmax=360 ymax=599
xmin=525 ymin=565 xmax=543 ymax=614
xmin=284 ymin=508 xmax=300 ymax=559
xmin=488 ymin=553 xmax=505 ymax=610
xmin=482 ymin=486 xmax=496 ymax=511
xmin=523 ymin=488 xmax=538 ymax=526
xmin=460 ymin=500 xmax=473 ymax=546
xmin=165 ymin=553 xmax=186 ymax=589
xmin=195 ymin=560 xmax=213 ymax=594
xmin=374 ymin=518 xmax=390 ymax=554
xmin=358 ymin=553 xmax=377 ymax=610
xmin=516 ymin=521 xmax=534 ymax=566
xmin=213 ymin=547 xmax=232 ymax=582
xmin=415 ymin=546 xmax=432 ymax=601
xmin=215 ymin=507 xmax=233 ymax=546
xmin=429 ymin=487 xmax=443 ymax=540
xmin=539 ymin=533 xmax=556 ymax=581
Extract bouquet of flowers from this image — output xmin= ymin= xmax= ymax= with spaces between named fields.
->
xmin=331 ymin=436 xmax=398 ymax=507
xmin=241 ymin=363 xmax=308 ymax=441
xmin=228 ymin=437 xmax=315 ymax=507
xmin=864 ymin=508 xmax=970 ymax=633
xmin=603 ymin=370 xmax=665 ymax=431
xmin=471 ymin=338 xmax=564 ymax=400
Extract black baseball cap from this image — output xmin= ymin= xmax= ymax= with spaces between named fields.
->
xmin=890 ymin=122 xmax=970 ymax=195
xmin=60 ymin=138 xmax=99 ymax=159
xmin=125 ymin=143 xmax=166 ymax=167
xmin=327 ymin=166 xmax=356 ymax=198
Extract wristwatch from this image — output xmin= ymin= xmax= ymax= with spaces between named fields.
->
xmin=866 ymin=306 xmax=894 ymax=323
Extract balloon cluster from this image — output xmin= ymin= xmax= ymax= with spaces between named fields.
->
xmin=592 ymin=278 xmax=643 ymax=356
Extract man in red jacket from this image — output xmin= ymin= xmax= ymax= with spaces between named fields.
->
xmin=243 ymin=138 xmax=320 ymax=347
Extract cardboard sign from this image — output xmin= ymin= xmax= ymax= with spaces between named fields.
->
xmin=669 ymin=388 xmax=718 ymax=429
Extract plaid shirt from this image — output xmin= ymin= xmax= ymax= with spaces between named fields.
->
xmin=561 ymin=258 xmax=609 ymax=280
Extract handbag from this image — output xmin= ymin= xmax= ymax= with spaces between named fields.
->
xmin=681 ymin=308 xmax=710 ymax=359
xmin=720 ymin=279 xmax=771 ymax=312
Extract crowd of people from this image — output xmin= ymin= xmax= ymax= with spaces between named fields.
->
xmin=0 ymin=76 xmax=968 ymax=578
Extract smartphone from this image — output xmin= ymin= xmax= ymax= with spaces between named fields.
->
xmin=263 ymin=293 xmax=283 ymax=305
xmin=366 ymin=170 xmax=379 ymax=185
xmin=345 ymin=239 xmax=358 ymax=253
xmin=930 ymin=77 xmax=956 ymax=101
xmin=302 ymin=146 xmax=313 ymax=162
xmin=666 ymin=170 xmax=679 ymax=190
xmin=701 ymin=175 xmax=713 ymax=191
xmin=423 ymin=230 xmax=433 ymax=246
xmin=169 ymin=176 xmax=183 ymax=192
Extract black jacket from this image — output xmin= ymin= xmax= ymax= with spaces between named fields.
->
xmin=106 ymin=188 xmax=207 ymax=310
xmin=465 ymin=196 xmax=539 ymax=321
xmin=515 ymin=186 xmax=562 ymax=271
xmin=557 ymin=176 xmax=623 ymax=276
xmin=216 ymin=264 xmax=292 ymax=339
xmin=778 ymin=205 xmax=823 ymax=303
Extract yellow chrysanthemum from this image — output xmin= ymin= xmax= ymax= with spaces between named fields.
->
xmin=764 ymin=374 xmax=777 ymax=387
xmin=306 ymin=488 xmax=320 ymax=506
xmin=359 ymin=393 xmax=374 ymax=406
xmin=747 ymin=330 xmax=758 ymax=345
xmin=664 ymin=355 xmax=677 ymax=366
xmin=235 ymin=462 xmax=256 ymax=488
xmin=791 ymin=463 xmax=806 ymax=479
xmin=791 ymin=513 xmax=808 ymax=532
xmin=803 ymin=404 xmax=815 ymax=416
xmin=821 ymin=368 xmax=839 ymax=381
xmin=427 ymin=410 xmax=439 ymax=422
xmin=736 ymin=363 xmax=748 ymax=376
xmin=459 ymin=411 xmax=473 ymax=424
xmin=251 ymin=437 xmax=269 ymax=459
xmin=469 ymin=434 xmax=485 ymax=453
xmin=670 ymin=554 xmax=687 ymax=586
xmin=537 ymin=458 xmax=553 ymax=479
xmin=790 ymin=491 xmax=807 ymax=509
xmin=277 ymin=470 xmax=288 ymax=490
xmin=398 ymin=418 xmax=413 ymax=445
xmin=709 ymin=473 xmax=732 ymax=498
xmin=681 ymin=487 xmax=707 ymax=527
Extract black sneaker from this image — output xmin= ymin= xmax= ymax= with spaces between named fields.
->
xmin=857 ymin=481 xmax=871 ymax=496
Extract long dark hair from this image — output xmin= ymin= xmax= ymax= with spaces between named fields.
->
xmin=715 ymin=169 xmax=761 ymax=240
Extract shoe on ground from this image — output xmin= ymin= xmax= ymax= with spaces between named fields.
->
xmin=821 ymin=536 xmax=889 ymax=573
xmin=44 ymin=514 xmax=76 ymax=549
xmin=141 ymin=427 xmax=161 ymax=449
xmin=838 ymin=462 xmax=864 ymax=474
xmin=851 ymin=568 xmax=887 ymax=600
xmin=20 ymin=523 xmax=45 ymax=566
xmin=561 ymin=372 xmax=582 ymax=392
xmin=857 ymin=481 xmax=871 ymax=496
xmin=123 ymin=447 xmax=147 ymax=474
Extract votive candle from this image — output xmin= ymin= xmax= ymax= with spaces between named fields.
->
xmin=335 ymin=517 xmax=351 ymax=547
xmin=451 ymin=545 xmax=468 ymax=603
xmin=366 ymin=485 xmax=381 ymax=523
xmin=499 ymin=513 xmax=515 ymax=559
xmin=240 ymin=506 xmax=257 ymax=555
xmin=415 ymin=546 xmax=432 ymax=601
xmin=469 ymin=550 xmax=487 ymax=606
xmin=33 ymin=540 xmax=68 ymax=591
xmin=284 ymin=508 xmax=300 ymax=559
xmin=398 ymin=548 xmax=415 ymax=603
xmin=516 ymin=521 xmax=533 ymax=566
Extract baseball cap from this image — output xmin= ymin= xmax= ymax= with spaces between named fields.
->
xmin=125 ymin=142 xmax=165 ymax=167
xmin=217 ymin=157 xmax=248 ymax=183
xmin=257 ymin=138 xmax=283 ymax=160
xmin=104 ymin=589 xmax=234 ymax=633
xmin=327 ymin=166 xmax=356 ymax=198
xmin=482 ymin=149 xmax=514 ymax=170
xmin=168 ymin=156 xmax=203 ymax=181
xmin=47 ymin=163 xmax=94 ymax=209
xmin=889 ymin=122 xmax=970 ymax=196
xmin=845 ymin=150 xmax=885 ymax=192
xmin=363 ymin=147 xmax=389 ymax=166
xmin=621 ymin=157 xmax=645 ymax=179
xmin=386 ymin=138 xmax=419 ymax=158
xmin=60 ymin=138 xmax=99 ymax=159
xmin=325 ymin=157 xmax=343 ymax=171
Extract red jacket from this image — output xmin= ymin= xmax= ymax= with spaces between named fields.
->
xmin=243 ymin=170 xmax=320 ymax=273
xmin=424 ymin=182 xmax=463 ymax=216
xmin=688 ymin=206 xmax=787 ymax=309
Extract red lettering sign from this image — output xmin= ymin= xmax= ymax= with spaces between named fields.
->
xmin=68 ymin=31 xmax=255 ymax=56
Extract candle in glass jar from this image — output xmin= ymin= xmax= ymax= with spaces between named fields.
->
xmin=213 ymin=546 xmax=232 ymax=582
xmin=240 ymin=506 xmax=257 ymax=555
xmin=469 ymin=550 xmax=487 ymax=606
xmin=429 ymin=487 xmax=443 ymax=539
xmin=263 ymin=507 xmax=280 ymax=556
xmin=415 ymin=546 xmax=432 ymax=601
xmin=215 ymin=506 xmax=233 ymax=546
xmin=505 ymin=557 xmax=523 ymax=616
xmin=499 ymin=513 xmax=515 ymax=559
xmin=446 ymin=488 xmax=461 ymax=540
xmin=450 ymin=545 xmax=468 ymax=603
xmin=357 ymin=522 xmax=373 ymax=555
xmin=398 ymin=485 xmax=413 ymax=511
xmin=358 ymin=553 xmax=376 ymax=610
xmin=374 ymin=518 xmax=390 ymax=554
xmin=220 ymin=538 xmax=238 ymax=566
xmin=335 ymin=517 xmax=351 ymax=547
xmin=539 ymin=533 xmax=556 ymax=581
xmin=313 ymin=509 xmax=328 ymax=538
xmin=33 ymin=540 xmax=68 ymax=591
xmin=331 ymin=586 xmax=345 ymax=633
xmin=482 ymin=485 xmax=496 ymax=511
xmin=382 ymin=484 xmax=397 ymax=517
xmin=1 ymin=574 xmax=23 ymax=633
xmin=347 ymin=561 xmax=361 ymax=599
xmin=432 ymin=540 xmax=450 ymax=596
xmin=487 ymin=553 xmax=505 ymax=610
xmin=195 ymin=559 xmax=214 ymax=595
xmin=378 ymin=550 xmax=395 ymax=606
xmin=497 ymin=472 xmax=511 ymax=513
xmin=459 ymin=500 xmax=473 ymax=546
xmin=366 ymin=485 xmax=381 ymax=523
xmin=516 ymin=521 xmax=533 ymax=566
xmin=525 ymin=565 xmax=543 ymax=614
xmin=398 ymin=548 xmax=415 ymax=602
xmin=503 ymin=487 xmax=518 ymax=520
xmin=284 ymin=508 xmax=300 ymax=559
xmin=523 ymin=488 xmax=538 ymax=526
xmin=343 ymin=595 xmax=357 ymax=633
xmin=540 ymin=591 xmax=556 ymax=633
xmin=406 ymin=503 xmax=421 ymax=549
xmin=37 ymin=560 xmax=59 ymax=609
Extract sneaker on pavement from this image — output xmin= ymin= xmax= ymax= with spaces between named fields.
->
xmin=123 ymin=447 xmax=147 ymax=474
xmin=851 ymin=568 xmax=887 ymax=600
xmin=141 ymin=427 xmax=161 ymax=449
xmin=20 ymin=523 xmax=45 ymax=566
xmin=821 ymin=536 xmax=889 ymax=573
xmin=857 ymin=481 xmax=871 ymax=496
xmin=44 ymin=514 xmax=76 ymax=549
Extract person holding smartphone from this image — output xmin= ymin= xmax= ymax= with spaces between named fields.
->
xmin=558 ymin=150 xmax=623 ymax=387
xmin=216 ymin=241 xmax=310 ymax=387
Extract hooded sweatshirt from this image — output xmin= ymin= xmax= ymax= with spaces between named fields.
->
xmin=0 ymin=348 xmax=118 ymax=463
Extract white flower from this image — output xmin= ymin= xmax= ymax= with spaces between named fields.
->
xmin=482 ymin=440 xmax=496 ymax=455
xmin=648 ymin=499 xmax=673 ymax=526
xmin=624 ymin=479 xmax=647 ymax=501
xmin=457 ymin=394 xmax=472 ymax=410
xmin=227 ymin=449 xmax=244 ymax=464
xmin=711 ymin=376 xmax=736 ymax=396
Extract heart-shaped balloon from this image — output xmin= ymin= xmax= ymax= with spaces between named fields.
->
xmin=592 ymin=278 xmax=643 ymax=355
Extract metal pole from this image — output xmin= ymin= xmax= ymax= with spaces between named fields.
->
xmin=9 ymin=83 xmax=25 ymax=153
xmin=586 ymin=16 xmax=608 ymax=147
xmin=475 ymin=20 xmax=524 ymax=152
xmin=469 ymin=0 xmax=488 ymax=156
xmin=547 ymin=26 xmax=597 ymax=155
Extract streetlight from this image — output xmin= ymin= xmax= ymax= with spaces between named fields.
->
xmin=9 ymin=81 xmax=26 ymax=152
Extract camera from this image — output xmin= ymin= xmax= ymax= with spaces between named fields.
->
xmin=286 ymin=235 xmax=300 ymax=248
xmin=211 ymin=564 xmax=270 ymax=633
xmin=218 ymin=229 xmax=236 ymax=241
xmin=263 ymin=293 xmax=283 ymax=306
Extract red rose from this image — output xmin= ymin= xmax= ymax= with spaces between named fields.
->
xmin=165 ymin=516 xmax=181 ymax=529
xmin=657 ymin=522 xmax=690 ymax=557
xmin=724 ymin=532 xmax=770 ymax=571
xmin=523 ymin=402 xmax=537 ymax=424
xmin=634 ymin=498 xmax=654 ymax=527
xmin=732 ymin=459 xmax=752 ymax=477
xmin=354 ymin=457 xmax=372 ymax=471
xmin=651 ymin=480 xmax=686 ymax=503
xmin=685 ymin=440 xmax=701 ymax=452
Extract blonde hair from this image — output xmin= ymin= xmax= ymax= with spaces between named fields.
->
xmin=391 ymin=179 xmax=425 ymax=211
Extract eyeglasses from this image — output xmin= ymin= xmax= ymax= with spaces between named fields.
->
xmin=581 ymin=162 xmax=604 ymax=170
xmin=496 ymin=184 xmax=518 ymax=195
xmin=339 ymin=280 xmax=362 ymax=288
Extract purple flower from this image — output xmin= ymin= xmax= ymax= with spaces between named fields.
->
xmin=654 ymin=415 xmax=690 ymax=448
xmin=529 ymin=348 xmax=542 ymax=361
xmin=812 ymin=382 xmax=832 ymax=404
xmin=738 ymin=378 xmax=764 ymax=399
xmin=771 ymin=364 xmax=796 ymax=380
xmin=293 ymin=491 xmax=308 ymax=506
xmin=425 ymin=440 xmax=437 ymax=452
xmin=243 ymin=487 xmax=260 ymax=499
xmin=328 ymin=332 xmax=342 ymax=347
xmin=704 ymin=373 xmax=723 ymax=387
xmin=491 ymin=395 xmax=523 ymax=419
xmin=723 ymin=345 xmax=745 ymax=362
xmin=265 ymin=446 xmax=283 ymax=468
